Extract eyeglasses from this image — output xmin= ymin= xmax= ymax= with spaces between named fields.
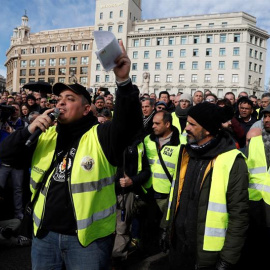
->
xmin=205 ymin=99 xmax=215 ymax=102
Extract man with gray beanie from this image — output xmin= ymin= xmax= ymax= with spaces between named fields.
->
xmin=171 ymin=93 xmax=192 ymax=138
xmin=166 ymin=102 xmax=249 ymax=270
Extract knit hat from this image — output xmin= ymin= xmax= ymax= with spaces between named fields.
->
xmin=180 ymin=93 xmax=192 ymax=103
xmin=188 ymin=103 xmax=223 ymax=136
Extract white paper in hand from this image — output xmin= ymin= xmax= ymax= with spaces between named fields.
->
xmin=93 ymin=31 xmax=122 ymax=72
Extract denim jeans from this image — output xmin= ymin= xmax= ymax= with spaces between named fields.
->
xmin=0 ymin=165 xmax=24 ymax=219
xmin=31 ymin=231 xmax=113 ymax=270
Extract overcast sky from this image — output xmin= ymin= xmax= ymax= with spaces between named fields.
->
xmin=1 ymin=0 xmax=270 ymax=85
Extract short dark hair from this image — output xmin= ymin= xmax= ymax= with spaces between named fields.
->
xmin=205 ymin=93 xmax=218 ymax=101
xmin=217 ymin=98 xmax=232 ymax=107
xmin=159 ymin=91 xmax=170 ymax=99
xmin=224 ymin=92 xmax=235 ymax=99
xmin=142 ymin=97 xmax=155 ymax=107
xmin=249 ymin=95 xmax=257 ymax=99
xmin=262 ymin=93 xmax=270 ymax=99
xmin=154 ymin=110 xmax=172 ymax=128
xmin=238 ymin=97 xmax=253 ymax=108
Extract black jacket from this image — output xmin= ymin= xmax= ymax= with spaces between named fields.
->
xmin=169 ymin=131 xmax=249 ymax=269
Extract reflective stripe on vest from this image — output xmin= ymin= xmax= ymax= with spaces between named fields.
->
xmin=31 ymin=125 xmax=117 ymax=247
xmin=144 ymin=135 xmax=180 ymax=194
xmin=246 ymin=135 xmax=270 ymax=204
xmin=203 ymin=149 xmax=242 ymax=251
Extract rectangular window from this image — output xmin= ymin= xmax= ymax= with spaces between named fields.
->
xmin=206 ymin=48 xmax=212 ymax=56
xmin=96 ymin=75 xmax=100 ymax=83
xmin=143 ymin=63 xmax=149 ymax=70
xmin=167 ymin=62 xmax=173 ymax=70
xmin=234 ymin=34 xmax=240 ymax=42
xmin=180 ymin=49 xmax=186 ymax=57
xmin=219 ymin=61 xmax=225 ymax=69
xmin=59 ymin=58 xmax=67 ymax=66
xmin=249 ymin=48 xmax=253 ymax=57
xmin=218 ymin=74 xmax=224 ymax=82
xmin=233 ymin=47 xmax=240 ymax=56
xmin=205 ymin=61 xmax=212 ymax=69
xmin=110 ymin=11 xmax=113 ymax=18
xmin=260 ymin=52 xmax=263 ymax=60
xmin=259 ymin=65 xmax=262 ymax=73
xmin=248 ymin=75 xmax=252 ymax=85
xmin=108 ymin=26 xmax=113 ymax=32
xmin=82 ymin=44 xmax=89 ymax=50
xmin=194 ymin=36 xmax=200 ymax=44
xmin=254 ymin=63 xmax=257 ymax=72
xmin=133 ymin=51 xmax=138 ymax=59
xmin=196 ymin=24 xmax=201 ymax=29
xmin=99 ymin=27 xmax=103 ymax=31
xmin=209 ymin=23 xmax=214 ymax=27
xmin=20 ymin=78 xmax=26 ymax=85
xmin=179 ymin=74 xmax=185 ymax=82
xmin=232 ymin=74 xmax=239 ymax=83
xmin=154 ymin=75 xmax=160 ymax=82
xmin=60 ymin=46 xmax=67 ymax=52
xmin=249 ymin=62 xmax=252 ymax=70
xmin=132 ymin=63 xmax=137 ymax=70
xmin=168 ymin=50 xmax=173 ymax=57
xmin=49 ymin=58 xmax=56 ymax=66
xmin=168 ymin=37 xmax=175 ymax=45
xmin=255 ymin=50 xmax=258 ymax=59
xmin=181 ymin=36 xmax=187 ymax=45
xmin=184 ymin=24 xmax=189 ymax=28
xmin=30 ymin=48 xmax=37 ymax=54
xmin=233 ymin=61 xmax=239 ymax=69
xmin=220 ymin=34 xmax=226 ymax=43
xmin=58 ymin=77 xmax=65 ymax=83
xmin=156 ymin=37 xmax=163 ymax=46
xmin=160 ymin=26 xmax=165 ymax=31
xmin=222 ymin=22 xmax=228 ymax=27
xmin=193 ymin=49 xmax=199 ymax=56
xmin=69 ymin=67 xmax=77 ymax=74
xmin=80 ymin=67 xmax=88 ymax=74
xmin=71 ymin=45 xmax=78 ymax=51
xmin=81 ymin=56 xmax=89 ymax=65
xmin=144 ymin=51 xmax=149 ymax=58
xmin=29 ymin=69 xmax=36 ymax=76
xmin=166 ymin=75 xmax=172 ymax=82
xmin=96 ymin=63 xmax=101 ymax=70
xmin=70 ymin=57 xmax=77 ymax=65
xmin=21 ymin=49 xmax=27 ymax=54
xmin=39 ymin=59 xmax=46 ymax=67
xmin=38 ymin=68 xmax=45 ymax=76
xmin=132 ymin=75 xmax=137 ymax=83
xmin=219 ymin=48 xmax=226 ymax=56
xmin=48 ymin=68 xmax=55 ymax=75
xmin=29 ymin=60 xmax=36 ymax=67
xmin=155 ymin=62 xmax=161 ymax=70
xmin=20 ymin=60 xmax=27 ymax=68
xmin=250 ymin=35 xmax=253 ymax=43
xmin=149 ymin=27 xmax=154 ymax=31
xmin=20 ymin=69 xmax=26 ymax=76
xmin=179 ymin=62 xmax=185 ymax=70
xmin=134 ymin=39 xmax=139 ymax=47
xmin=100 ymin=12 xmax=103 ymax=19
xmin=80 ymin=77 xmax=88 ymax=85
xmin=204 ymin=74 xmax=211 ymax=83
xmin=40 ymin=47 xmax=47 ymax=53
xmin=59 ymin=68 xmax=66 ymax=75
xmin=255 ymin=37 xmax=258 ymax=45
xmin=206 ymin=35 xmax=213 ymax=43
xmin=156 ymin=50 xmax=161 ymax=58
xmin=192 ymin=61 xmax=198 ymax=69
xmin=191 ymin=74 xmax=197 ymax=83
xmin=118 ymin=25 xmax=123 ymax=33
xmin=259 ymin=78 xmax=262 ymax=86
xmin=120 ymin=10 xmax=123 ymax=17
xmin=105 ymin=75 xmax=110 ymax=82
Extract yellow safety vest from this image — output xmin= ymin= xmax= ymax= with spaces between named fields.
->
xmin=167 ymin=148 xmax=243 ymax=251
xmin=246 ymin=135 xmax=270 ymax=204
xmin=30 ymin=125 xmax=117 ymax=247
xmin=171 ymin=112 xmax=187 ymax=144
xmin=144 ymin=135 xmax=180 ymax=194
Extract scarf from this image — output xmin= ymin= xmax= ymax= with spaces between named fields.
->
xmin=262 ymin=128 xmax=270 ymax=168
xmin=175 ymin=105 xmax=191 ymax=119
xmin=143 ymin=110 xmax=155 ymax=127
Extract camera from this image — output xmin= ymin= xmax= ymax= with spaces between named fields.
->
xmin=0 ymin=104 xmax=15 ymax=123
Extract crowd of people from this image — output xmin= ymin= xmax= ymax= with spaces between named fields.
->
xmin=0 ymin=43 xmax=269 ymax=270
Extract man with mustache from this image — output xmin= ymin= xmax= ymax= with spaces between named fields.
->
xmin=167 ymin=102 xmax=249 ymax=270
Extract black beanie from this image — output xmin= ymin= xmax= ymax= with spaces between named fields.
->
xmin=188 ymin=102 xmax=223 ymax=136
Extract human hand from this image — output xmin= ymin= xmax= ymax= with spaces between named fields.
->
xmin=113 ymin=40 xmax=131 ymax=82
xmin=28 ymin=108 xmax=55 ymax=134
xmin=119 ymin=173 xmax=133 ymax=187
